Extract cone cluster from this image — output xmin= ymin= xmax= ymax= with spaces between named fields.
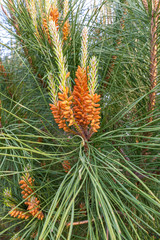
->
xmin=7 ymin=173 xmax=44 ymax=221
xmin=9 ymin=209 xmax=30 ymax=219
xmin=62 ymin=160 xmax=71 ymax=173
xmin=43 ymin=3 xmax=70 ymax=43
xmin=19 ymin=173 xmax=44 ymax=220
xmin=73 ymin=66 xmax=101 ymax=132
xmin=25 ymin=0 xmax=70 ymax=42
xmin=62 ymin=20 xmax=70 ymax=41
xmin=49 ymin=23 xmax=101 ymax=140
xmin=43 ymin=7 xmax=59 ymax=43
xmin=62 ymin=0 xmax=70 ymax=41
xmin=50 ymin=66 xmax=101 ymax=140
xmin=73 ymin=67 xmax=90 ymax=127
xmin=3 ymin=189 xmax=30 ymax=220
xmin=50 ymin=86 xmax=74 ymax=133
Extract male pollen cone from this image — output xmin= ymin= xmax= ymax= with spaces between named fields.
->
xmin=49 ymin=7 xmax=59 ymax=26
xmin=9 ymin=209 xmax=30 ymax=219
xmin=73 ymin=66 xmax=92 ymax=127
xmin=50 ymin=102 xmax=69 ymax=132
xmin=62 ymin=160 xmax=71 ymax=173
xmin=58 ymin=86 xmax=74 ymax=126
xmin=50 ymin=84 xmax=74 ymax=133
xmin=43 ymin=7 xmax=59 ymax=43
xmin=49 ymin=67 xmax=101 ymax=136
xmin=63 ymin=20 xmax=70 ymax=41
xmin=19 ymin=173 xmax=44 ymax=220
xmin=25 ymin=196 xmax=44 ymax=220
xmin=88 ymin=93 xmax=101 ymax=133
xmin=19 ymin=175 xmax=34 ymax=199
xmin=43 ymin=18 xmax=50 ymax=42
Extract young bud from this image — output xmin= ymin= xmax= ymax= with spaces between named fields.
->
xmin=89 ymin=56 xmax=98 ymax=95
xmin=81 ymin=27 xmax=88 ymax=70
xmin=49 ymin=20 xmax=70 ymax=91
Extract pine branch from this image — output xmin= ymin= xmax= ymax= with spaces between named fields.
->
xmin=148 ymin=5 xmax=159 ymax=123
xmin=142 ymin=2 xmax=159 ymax=156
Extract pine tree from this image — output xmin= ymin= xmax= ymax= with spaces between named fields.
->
xmin=0 ymin=0 xmax=160 ymax=239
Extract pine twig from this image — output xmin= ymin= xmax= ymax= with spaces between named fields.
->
xmin=142 ymin=2 xmax=159 ymax=156
xmin=66 ymin=218 xmax=94 ymax=227
xmin=148 ymin=5 xmax=159 ymax=123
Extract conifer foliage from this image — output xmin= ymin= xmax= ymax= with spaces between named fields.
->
xmin=0 ymin=0 xmax=160 ymax=239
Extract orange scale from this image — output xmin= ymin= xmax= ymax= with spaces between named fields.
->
xmin=19 ymin=180 xmax=25 ymax=184
xmin=58 ymin=95 xmax=65 ymax=101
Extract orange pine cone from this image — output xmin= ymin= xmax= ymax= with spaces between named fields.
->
xmin=62 ymin=20 xmax=70 ymax=41
xmin=43 ymin=18 xmax=51 ymax=43
xmin=49 ymin=7 xmax=59 ymax=26
xmin=43 ymin=7 xmax=59 ymax=43
xmin=50 ymin=83 xmax=75 ymax=133
xmin=62 ymin=160 xmax=71 ymax=173
xmin=73 ymin=66 xmax=92 ymax=128
xmin=49 ymin=67 xmax=101 ymax=138
xmin=58 ymin=87 xmax=74 ymax=126
xmin=50 ymin=102 xmax=71 ymax=132
xmin=26 ymin=196 xmax=44 ymax=220
xmin=9 ymin=208 xmax=30 ymax=219
xmin=19 ymin=175 xmax=34 ymax=199
xmin=19 ymin=173 xmax=44 ymax=220
xmin=87 ymin=94 xmax=101 ymax=133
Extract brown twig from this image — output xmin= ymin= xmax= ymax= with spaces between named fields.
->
xmin=66 ymin=219 xmax=94 ymax=227
xmin=142 ymin=2 xmax=159 ymax=156
xmin=148 ymin=5 xmax=159 ymax=123
xmin=118 ymin=147 xmax=130 ymax=162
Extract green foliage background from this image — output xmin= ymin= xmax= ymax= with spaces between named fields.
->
xmin=0 ymin=0 xmax=160 ymax=239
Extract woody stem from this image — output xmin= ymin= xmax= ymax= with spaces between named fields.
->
xmin=148 ymin=9 xmax=158 ymax=123
xmin=142 ymin=5 xmax=159 ymax=156
xmin=73 ymin=120 xmax=87 ymax=141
